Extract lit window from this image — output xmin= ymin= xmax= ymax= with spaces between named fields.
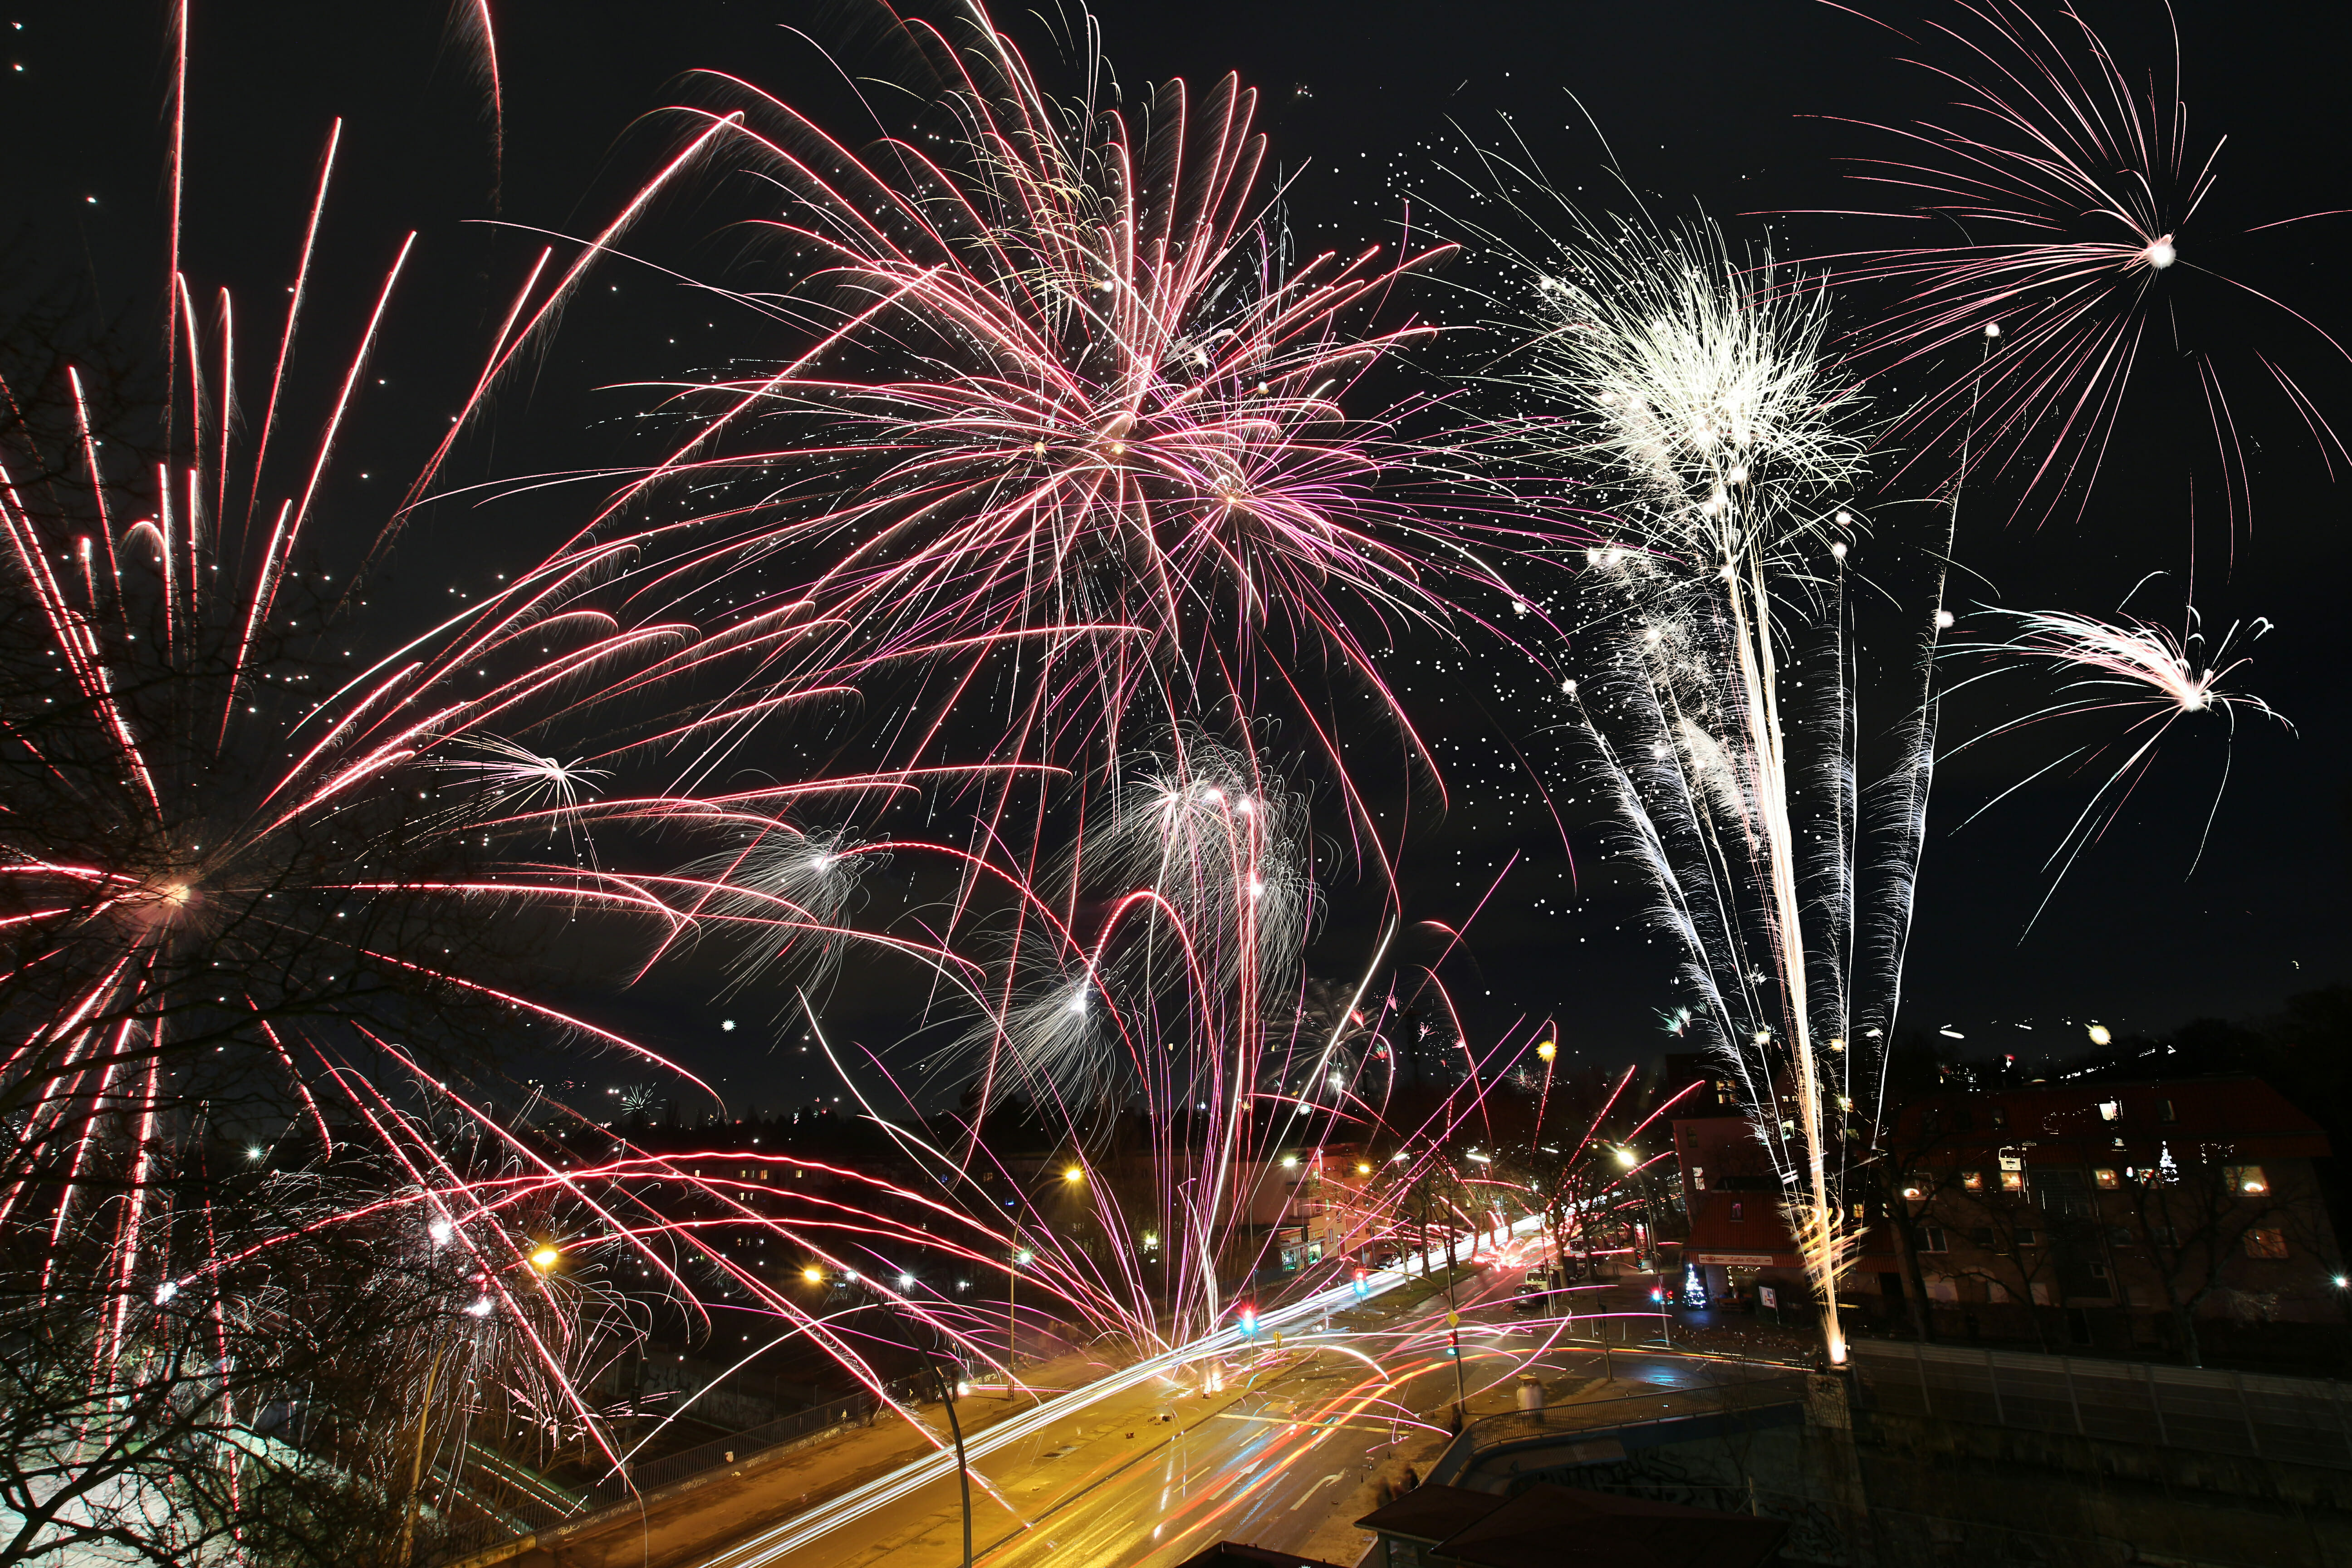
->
xmin=2244 ymin=1228 xmax=2288 ymax=1260
xmin=2224 ymin=1165 xmax=2269 ymax=1196
xmin=1963 ymin=1171 xmax=1984 ymax=1191
xmin=2097 ymin=1100 xmax=2122 ymax=1122
xmin=2094 ymin=1168 xmax=2119 ymax=1190
xmin=1999 ymin=1171 xmax=2025 ymax=1192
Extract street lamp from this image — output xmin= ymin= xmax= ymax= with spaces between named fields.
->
xmin=1063 ymin=1164 xmax=1083 ymax=1184
xmin=1005 ymin=1247 xmax=1033 ymax=1400
xmin=529 ymin=1245 xmax=561 ymax=1272
xmin=1614 ymin=1146 xmax=1637 ymax=1167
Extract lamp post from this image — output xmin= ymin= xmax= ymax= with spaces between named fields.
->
xmin=935 ymin=1352 xmax=973 ymax=1568
xmin=1005 ymin=1245 xmax=1031 ymax=1399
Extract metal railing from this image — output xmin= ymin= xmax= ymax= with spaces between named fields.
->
xmin=623 ymin=1386 xmax=886 ymax=1493
xmin=1431 ymin=1375 xmax=1812 ymax=1485
xmin=1850 ymin=1338 xmax=2352 ymax=1469
xmin=427 ymin=1372 xmax=934 ymax=1560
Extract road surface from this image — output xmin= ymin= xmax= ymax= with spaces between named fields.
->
xmin=689 ymin=1240 xmax=1793 ymax=1568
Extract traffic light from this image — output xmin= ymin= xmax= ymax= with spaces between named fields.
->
xmin=1237 ymin=1302 xmax=1259 ymax=1338
xmin=1351 ymin=1268 xmax=1370 ymax=1300
xmin=1446 ymin=1328 xmax=1461 ymax=1359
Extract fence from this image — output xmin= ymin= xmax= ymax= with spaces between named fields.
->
xmin=1850 ymin=1338 xmax=2352 ymax=1469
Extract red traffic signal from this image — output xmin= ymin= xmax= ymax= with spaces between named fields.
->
xmin=1237 ymin=1302 xmax=1259 ymax=1336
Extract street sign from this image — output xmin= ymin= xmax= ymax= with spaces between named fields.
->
xmin=1446 ymin=1309 xmax=1460 ymax=1328
xmin=1758 ymin=1286 xmax=1777 ymax=1308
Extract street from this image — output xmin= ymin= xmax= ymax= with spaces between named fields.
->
xmin=686 ymin=1247 xmax=1799 ymax=1568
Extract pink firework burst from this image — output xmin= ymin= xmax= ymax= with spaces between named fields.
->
xmin=465 ymin=1 xmax=1529 ymax=838
xmin=1813 ymin=0 xmax=2349 ymax=524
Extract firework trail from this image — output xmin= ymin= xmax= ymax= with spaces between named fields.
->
xmin=936 ymin=738 xmax=1320 ymax=1344
xmin=0 ymin=54 xmax=1039 ymax=1554
xmin=1496 ymin=210 xmax=1934 ymax=1364
xmin=1944 ymin=598 xmax=2284 ymax=930
xmin=1815 ymin=0 xmax=2349 ymax=525
xmin=418 ymin=0 xmax=1565 ymax=1368
xmin=461 ymin=0 xmax=1546 ymax=864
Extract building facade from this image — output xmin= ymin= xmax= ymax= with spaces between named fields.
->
xmin=1677 ymin=1075 xmax=2345 ymax=1353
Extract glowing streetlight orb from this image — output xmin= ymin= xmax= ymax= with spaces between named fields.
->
xmin=1063 ymin=1165 xmax=1084 ymax=1184
xmin=2143 ymin=235 xmax=2177 ymax=269
xmin=2087 ymin=1023 xmax=2113 ymax=1046
xmin=529 ymin=1245 xmax=561 ymax=1271
xmin=802 ymin=1265 xmax=825 ymax=1284
xmin=1614 ymin=1147 xmax=1638 ymax=1167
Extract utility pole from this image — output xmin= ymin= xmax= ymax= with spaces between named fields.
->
xmin=935 ymin=1356 xmax=972 ymax=1568
xmin=1005 ymin=1245 xmax=1019 ymax=1400
xmin=1436 ymin=1177 xmax=1466 ymax=1422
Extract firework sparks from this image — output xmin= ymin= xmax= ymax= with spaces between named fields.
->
xmin=1506 ymin=210 xmax=1919 ymax=1365
xmin=1946 ymin=600 xmax=2285 ymax=927
xmin=1818 ymin=0 xmax=2350 ymax=524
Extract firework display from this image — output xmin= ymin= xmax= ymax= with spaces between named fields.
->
xmin=0 ymin=0 xmax=2335 ymax=1563
xmin=1944 ymin=601 xmax=2286 ymax=926
xmin=1819 ymin=0 xmax=2348 ymax=524
xmin=1491 ymin=213 xmax=1918 ymax=1364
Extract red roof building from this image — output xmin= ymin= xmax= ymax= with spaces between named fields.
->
xmin=1676 ymin=1076 xmax=2344 ymax=1352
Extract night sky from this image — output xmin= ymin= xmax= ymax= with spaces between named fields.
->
xmin=9 ymin=0 xmax=2347 ymax=1106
